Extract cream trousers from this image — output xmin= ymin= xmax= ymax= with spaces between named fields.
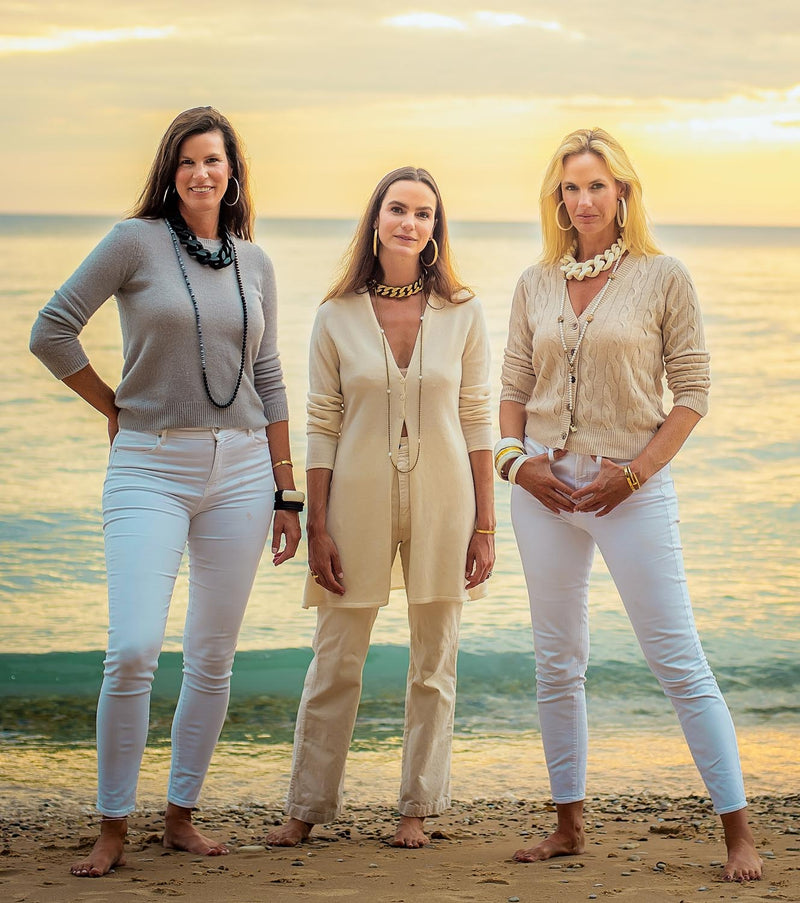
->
xmin=286 ymin=440 xmax=463 ymax=823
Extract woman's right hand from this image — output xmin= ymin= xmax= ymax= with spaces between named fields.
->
xmin=307 ymin=527 xmax=345 ymax=595
xmin=514 ymin=450 xmax=575 ymax=513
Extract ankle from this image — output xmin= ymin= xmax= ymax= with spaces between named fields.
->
xmin=165 ymin=803 xmax=194 ymax=824
xmin=98 ymin=816 xmax=127 ymax=837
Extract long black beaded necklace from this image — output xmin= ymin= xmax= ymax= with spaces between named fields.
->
xmin=165 ymin=219 xmax=248 ymax=409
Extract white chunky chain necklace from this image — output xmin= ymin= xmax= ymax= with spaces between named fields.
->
xmin=558 ymin=254 xmax=624 ymax=433
xmin=560 ymin=237 xmax=626 ymax=281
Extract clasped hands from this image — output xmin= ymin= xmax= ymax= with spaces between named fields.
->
xmin=514 ymin=451 xmax=636 ymax=517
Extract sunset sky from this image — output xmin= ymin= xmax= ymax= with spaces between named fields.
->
xmin=3 ymin=1 xmax=798 ymax=224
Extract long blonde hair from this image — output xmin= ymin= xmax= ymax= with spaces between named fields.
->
xmin=539 ymin=127 xmax=660 ymax=267
xmin=324 ymin=166 xmax=473 ymax=303
xmin=128 ymin=106 xmax=255 ymax=241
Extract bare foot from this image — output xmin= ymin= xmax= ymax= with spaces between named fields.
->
xmin=265 ymin=818 xmax=313 ymax=847
xmin=70 ymin=818 xmax=127 ymax=877
xmin=723 ymin=841 xmax=763 ymax=882
xmin=391 ymin=816 xmax=428 ymax=848
xmin=163 ymin=803 xmax=228 ymax=856
xmin=514 ymin=827 xmax=586 ymax=862
xmin=721 ymin=807 xmax=762 ymax=882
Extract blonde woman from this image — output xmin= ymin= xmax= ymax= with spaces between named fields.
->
xmin=498 ymin=128 xmax=761 ymax=881
xmin=267 ymin=166 xmax=494 ymax=848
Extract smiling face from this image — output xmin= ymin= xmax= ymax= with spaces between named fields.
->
xmin=174 ymin=130 xmax=232 ymax=227
xmin=374 ymin=179 xmax=437 ymax=265
xmin=560 ymin=152 xmax=624 ymax=251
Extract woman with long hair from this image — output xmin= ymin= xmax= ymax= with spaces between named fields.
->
xmin=497 ymin=128 xmax=761 ymax=881
xmin=267 ymin=166 xmax=494 ymax=848
xmin=30 ymin=106 xmax=302 ymax=876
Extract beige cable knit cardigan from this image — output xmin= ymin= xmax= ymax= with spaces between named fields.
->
xmin=304 ymin=292 xmax=492 ymax=607
xmin=500 ymin=254 xmax=710 ymax=459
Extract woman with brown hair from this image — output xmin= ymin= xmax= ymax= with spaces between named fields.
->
xmin=30 ymin=106 xmax=301 ymax=876
xmin=267 ymin=166 xmax=494 ymax=848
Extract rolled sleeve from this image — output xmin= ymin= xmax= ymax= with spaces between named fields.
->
xmin=459 ymin=302 xmax=492 ymax=451
xmin=30 ymin=221 xmax=141 ymax=379
xmin=500 ymin=270 xmax=536 ymax=405
xmin=306 ymin=309 xmax=343 ymax=470
xmin=662 ymin=261 xmax=710 ymax=417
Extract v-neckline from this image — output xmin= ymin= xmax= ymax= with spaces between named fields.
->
xmin=368 ymin=294 xmax=424 ymax=379
xmin=565 ymin=254 xmax=631 ymax=319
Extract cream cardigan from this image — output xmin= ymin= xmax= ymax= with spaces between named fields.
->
xmin=500 ymin=254 xmax=710 ymax=459
xmin=304 ymin=292 xmax=492 ymax=607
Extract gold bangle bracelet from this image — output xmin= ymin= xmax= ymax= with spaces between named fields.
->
xmin=474 ymin=528 xmax=496 ymax=535
xmin=623 ymin=465 xmax=641 ymax=492
xmin=273 ymin=460 xmax=293 ymax=467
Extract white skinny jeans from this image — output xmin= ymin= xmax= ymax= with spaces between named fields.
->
xmin=511 ymin=438 xmax=746 ymax=815
xmin=98 ymin=427 xmax=274 ymax=816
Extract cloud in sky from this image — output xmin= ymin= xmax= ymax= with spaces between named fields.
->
xmin=0 ymin=26 xmax=175 ymax=55
xmin=1 ymin=0 xmax=798 ymax=223
xmin=385 ymin=11 xmax=582 ymax=39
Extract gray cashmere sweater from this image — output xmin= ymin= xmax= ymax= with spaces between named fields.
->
xmin=30 ymin=218 xmax=288 ymax=431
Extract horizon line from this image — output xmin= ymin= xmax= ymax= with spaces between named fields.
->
xmin=1 ymin=211 xmax=799 ymax=231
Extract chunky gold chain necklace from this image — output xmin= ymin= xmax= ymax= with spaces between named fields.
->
xmin=557 ymin=255 xmax=623 ymax=433
xmin=373 ymin=293 xmax=425 ymax=473
xmin=368 ymin=275 xmax=424 ymax=299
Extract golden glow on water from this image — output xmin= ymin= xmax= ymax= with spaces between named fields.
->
xmin=2 ymin=221 xmax=799 ymax=656
xmin=2 ymin=218 xmax=798 ymax=799
xmin=2 ymin=724 xmax=795 ymax=809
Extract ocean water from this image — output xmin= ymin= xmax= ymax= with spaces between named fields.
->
xmin=1 ymin=215 xmax=798 ymax=807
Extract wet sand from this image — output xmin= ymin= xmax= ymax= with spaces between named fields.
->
xmin=2 ymin=794 xmax=797 ymax=902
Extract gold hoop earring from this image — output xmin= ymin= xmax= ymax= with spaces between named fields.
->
xmin=373 ymin=228 xmax=379 ymax=257
xmin=223 ymin=177 xmax=241 ymax=208
xmin=421 ymin=238 xmax=439 ymax=268
xmin=555 ymin=200 xmax=573 ymax=232
xmin=616 ymin=196 xmax=628 ymax=229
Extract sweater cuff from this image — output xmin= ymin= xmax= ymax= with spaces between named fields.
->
xmin=264 ymin=400 xmax=290 ymax=425
xmin=306 ymin=433 xmax=338 ymax=470
xmin=672 ymin=393 xmax=709 ymax=418
xmin=499 ymin=385 xmax=531 ymax=405
xmin=40 ymin=350 xmax=91 ymax=381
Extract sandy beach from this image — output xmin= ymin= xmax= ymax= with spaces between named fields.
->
xmin=2 ymin=794 xmax=797 ymax=902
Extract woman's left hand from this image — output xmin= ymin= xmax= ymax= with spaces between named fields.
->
xmin=570 ymin=459 xmax=636 ymax=517
xmin=465 ymin=531 xmax=495 ymax=589
xmin=272 ymin=511 xmax=301 ymax=565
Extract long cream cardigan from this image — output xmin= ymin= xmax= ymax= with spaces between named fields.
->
xmin=304 ymin=291 xmax=492 ymax=607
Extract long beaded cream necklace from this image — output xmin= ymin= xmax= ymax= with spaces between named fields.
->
xmin=558 ymin=254 xmax=623 ymax=433
xmin=373 ymin=292 xmax=426 ymax=473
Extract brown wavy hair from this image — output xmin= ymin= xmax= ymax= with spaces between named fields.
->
xmin=128 ymin=106 xmax=254 ymax=241
xmin=324 ymin=166 xmax=473 ymax=303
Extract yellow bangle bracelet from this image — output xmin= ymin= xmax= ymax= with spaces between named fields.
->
xmin=623 ymin=465 xmax=641 ymax=492
xmin=273 ymin=460 xmax=293 ymax=468
xmin=474 ymin=528 xmax=496 ymax=535
xmin=494 ymin=446 xmax=524 ymax=467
